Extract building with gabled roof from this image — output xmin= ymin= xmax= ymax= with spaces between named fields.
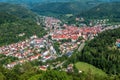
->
xmin=116 ymin=39 xmax=120 ymax=48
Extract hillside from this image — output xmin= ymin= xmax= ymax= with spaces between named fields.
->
xmin=79 ymin=2 xmax=120 ymax=22
xmin=0 ymin=12 xmax=19 ymax=24
xmin=75 ymin=62 xmax=107 ymax=76
xmin=0 ymin=3 xmax=46 ymax=46
xmin=31 ymin=1 xmax=100 ymax=17
xmin=1 ymin=0 xmax=120 ymax=17
xmin=0 ymin=0 xmax=103 ymax=4
xmin=0 ymin=3 xmax=36 ymax=19
xmin=0 ymin=0 xmax=120 ymax=4
xmin=76 ymin=28 xmax=120 ymax=74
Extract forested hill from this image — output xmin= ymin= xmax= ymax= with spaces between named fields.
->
xmin=0 ymin=3 xmax=46 ymax=46
xmin=31 ymin=1 xmax=100 ymax=17
xmin=75 ymin=27 xmax=120 ymax=74
xmin=0 ymin=0 xmax=120 ymax=4
xmin=79 ymin=2 xmax=120 ymax=21
xmin=0 ymin=12 xmax=19 ymax=24
xmin=0 ymin=3 xmax=36 ymax=19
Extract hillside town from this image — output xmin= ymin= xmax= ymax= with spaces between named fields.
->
xmin=0 ymin=16 xmax=120 ymax=71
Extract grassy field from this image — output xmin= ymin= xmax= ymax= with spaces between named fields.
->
xmin=75 ymin=62 xmax=107 ymax=77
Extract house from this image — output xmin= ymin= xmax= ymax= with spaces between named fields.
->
xmin=18 ymin=59 xmax=27 ymax=64
xmin=40 ymin=66 xmax=47 ymax=71
xmin=116 ymin=39 xmax=120 ymax=48
xmin=67 ymin=64 xmax=73 ymax=72
xmin=29 ymin=54 xmax=41 ymax=61
xmin=42 ymin=51 xmax=49 ymax=56
xmin=7 ymin=62 xmax=17 ymax=68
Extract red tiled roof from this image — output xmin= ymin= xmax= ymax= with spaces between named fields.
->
xmin=116 ymin=39 xmax=120 ymax=43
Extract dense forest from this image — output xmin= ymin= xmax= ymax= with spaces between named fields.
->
xmin=0 ymin=3 xmax=36 ymax=19
xmin=63 ymin=2 xmax=120 ymax=25
xmin=79 ymin=2 xmax=120 ymax=22
xmin=0 ymin=18 xmax=46 ymax=46
xmin=80 ymin=28 xmax=120 ymax=74
xmin=0 ymin=3 xmax=46 ymax=46
xmin=31 ymin=1 xmax=100 ymax=17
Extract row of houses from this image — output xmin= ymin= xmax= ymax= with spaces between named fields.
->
xmin=7 ymin=54 xmax=41 ymax=68
xmin=0 ymin=34 xmax=58 ymax=68
xmin=51 ymin=25 xmax=102 ymax=41
xmin=60 ymin=42 xmax=78 ymax=54
xmin=44 ymin=17 xmax=61 ymax=30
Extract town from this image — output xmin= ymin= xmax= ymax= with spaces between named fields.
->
xmin=0 ymin=16 xmax=120 ymax=71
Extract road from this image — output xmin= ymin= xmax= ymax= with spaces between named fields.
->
xmin=78 ymin=42 xmax=85 ymax=52
xmin=53 ymin=61 xmax=66 ymax=69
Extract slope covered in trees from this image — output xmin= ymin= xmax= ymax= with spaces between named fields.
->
xmin=0 ymin=3 xmax=36 ymax=19
xmin=0 ymin=0 xmax=111 ymax=4
xmin=0 ymin=3 xmax=46 ymax=46
xmin=31 ymin=1 xmax=100 ymax=17
xmin=74 ymin=28 xmax=120 ymax=75
xmin=79 ymin=2 xmax=120 ymax=22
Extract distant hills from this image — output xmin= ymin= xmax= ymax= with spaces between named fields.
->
xmin=0 ymin=2 xmax=37 ymax=25
xmin=1 ymin=0 xmax=120 ymax=17
xmin=78 ymin=2 xmax=120 ymax=23
xmin=31 ymin=1 xmax=100 ymax=17
xmin=0 ymin=0 xmax=99 ymax=17
xmin=29 ymin=0 xmax=120 ymax=17
xmin=0 ymin=0 xmax=120 ymax=4
xmin=0 ymin=3 xmax=36 ymax=19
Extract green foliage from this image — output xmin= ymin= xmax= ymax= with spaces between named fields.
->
xmin=0 ymin=3 xmax=36 ymax=19
xmin=0 ymin=54 xmax=18 ymax=65
xmin=78 ymin=28 xmax=120 ymax=74
xmin=0 ymin=64 xmax=71 ymax=80
xmin=0 ymin=3 xmax=46 ymax=46
xmin=28 ymin=74 xmax=41 ymax=80
xmin=53 ymin=41 xmax=61 ymax=54
xmin=19 ymin=71 xmax=36 ymax=80
xmin=0 ymin=20 xmax=46 ymax=46
xmin=0 ymin=72 xmax=5 ymax=80
xmin=31 ymin=1 xmax=99 ymax=17
xmin=60 ymin=39 xmax=71 ymax=43
xmin=0 ymin=12 xmax=19 ymax=24
xmin=0 ymin=62 xmax=119 ymax=80
xmin=79 ymin=2 xmax=120 ymax=23
xmin=75 ymin=62 xmax=107 ymax=76
xmin=39 ymin=70 xmax=70 ymax=80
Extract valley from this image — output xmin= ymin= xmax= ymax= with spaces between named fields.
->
xmin=0 ymin=0 xmax=120 ymax=80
